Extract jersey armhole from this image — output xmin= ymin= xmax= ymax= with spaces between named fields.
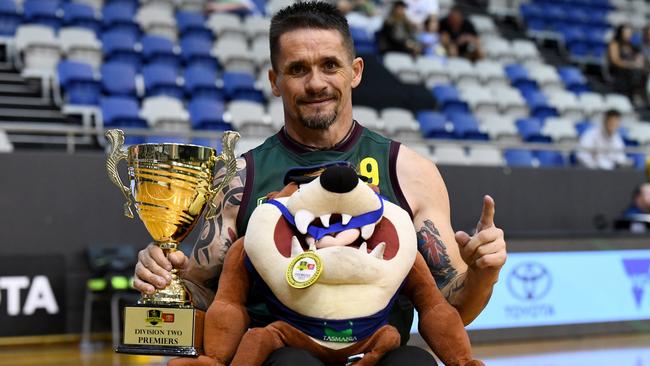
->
xmin=236 ymin=151 xmax=255 ymax=234
xmin=389 ymin=141 xmax=414 ymax=219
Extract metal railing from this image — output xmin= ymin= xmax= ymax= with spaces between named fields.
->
xmin=1 ymin=122 xmax=649 ymax=160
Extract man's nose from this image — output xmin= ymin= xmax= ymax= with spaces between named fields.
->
xmin=320 ymin=166 xmax=358 ymax=193
xmin=305 ymin=69 xmax=328 ymax=93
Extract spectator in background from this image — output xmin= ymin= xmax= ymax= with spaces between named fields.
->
xmin=377 ymin=0 xmax=421 ymax=55
xmin=439 ymin=6 xmax=483 ymax=61
xmin=576 ymin=109 xmax=631 ymax=170
xmin=404 ymin=0 xmax=439 ymax=27
xmin=607 ymin=24 xmax=647 ymax=107
xmin=623 ymin=182 xmax=650 ymax=217
xmin=418 ymin=15 xmax=446 ymax=60
xmin=617 ymin=182 xmax=650 ymax=232
xmin=641 ymin=26 xmax=650 ymax=68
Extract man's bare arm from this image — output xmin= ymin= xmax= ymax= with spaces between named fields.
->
xmin=396 ymin=145 xmax=506 ymax=324
xmin=181 ymin=157 xmax=247 ymax=310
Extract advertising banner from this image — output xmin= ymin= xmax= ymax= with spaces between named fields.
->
xmin=412 ymin=249 xmax=650 ymax=331
xmin=0 ymin=255 xmax=66 ymax=336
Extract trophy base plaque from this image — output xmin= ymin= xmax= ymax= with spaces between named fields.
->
xmin=116 ymin=304 xmax=204 ymax=357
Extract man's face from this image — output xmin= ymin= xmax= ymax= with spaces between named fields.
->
xmin=269 ymin=28 xmax=363 ymax=130
xmin=604 ymin=115 xmax=621 ymax=136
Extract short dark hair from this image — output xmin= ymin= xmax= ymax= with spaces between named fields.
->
xmin=605 ymin=109 xmax=622 ymax=120
xmin=269 ymin=1 xmax=355 ymax=70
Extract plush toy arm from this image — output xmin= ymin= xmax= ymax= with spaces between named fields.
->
xmin=403 ymin=253 xmax=484 ymax=366
xmin=170 ymin=238 xmax=251 ymax=366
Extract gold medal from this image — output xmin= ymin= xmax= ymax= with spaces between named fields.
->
xmin=286 ymin=251 xmax=323 ymax=289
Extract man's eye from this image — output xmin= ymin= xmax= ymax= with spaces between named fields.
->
xmin=324 ymin=61 xmax=338 ymax=70
xmin=290 ymin=65 xmax=305 ymax=74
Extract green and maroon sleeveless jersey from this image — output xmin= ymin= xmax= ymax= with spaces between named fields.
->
xmin=236 ymin=122 xmax=413 ymax=235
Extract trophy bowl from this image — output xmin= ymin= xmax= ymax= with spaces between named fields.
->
xmin=105 ymin=129 xmax=239 ymax=356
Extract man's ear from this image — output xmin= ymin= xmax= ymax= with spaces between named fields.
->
xmin=351 ymin=56 xmax=364 ymax=89
xmin=269 ymin=68 xmax=281 ymax=97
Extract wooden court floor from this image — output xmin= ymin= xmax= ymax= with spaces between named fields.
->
xmin=1 ymin=333 xmax=649 ymax=366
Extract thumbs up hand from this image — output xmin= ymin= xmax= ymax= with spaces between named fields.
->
xmin=456 ymin=195 xmax=507 ymax=272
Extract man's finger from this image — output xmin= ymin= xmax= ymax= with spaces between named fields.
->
xmin=476 ymin=195 xmax=495 ymax=232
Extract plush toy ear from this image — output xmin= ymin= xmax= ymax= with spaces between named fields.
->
xmin=266 ymin=182 xmax=299 ymax=200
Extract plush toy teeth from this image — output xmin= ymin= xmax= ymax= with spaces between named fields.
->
xmin=295 ymin=209 xmax=315 ymax=234
xmin=320 ymin=214 xmax=331 ymax=228
xmin=358 ymin=242 xmax=368 ymax=253
xmin=341 ymin=214 xmax=352 ymax=225
xmin=305 ymin=235 xmax=316 ymax=251
xmin=291 ymin=236 xmax=304 ymax=257
xmin=370 ymin=242 xmax=386 ymax=259
xmin=361 ymin=223 xmax=376 ymax=240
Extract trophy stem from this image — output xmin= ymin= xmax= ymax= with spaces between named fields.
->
xmin=139 ymin=241 xmax=192 ymax=306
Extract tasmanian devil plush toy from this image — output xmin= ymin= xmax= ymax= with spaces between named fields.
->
xmin=171 ymin=164 xmax=484 ymax=366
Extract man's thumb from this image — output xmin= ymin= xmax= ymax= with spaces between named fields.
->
xmin=455 ymin=231 xmax=471 ymax=247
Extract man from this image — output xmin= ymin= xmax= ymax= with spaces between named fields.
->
xmin=576 ymin=109 xmax=631 ymax=170
xmin=438 ymin=6 xmax=483 ymax=61
xmin=135 ymin=2 xmax=506 ymax=364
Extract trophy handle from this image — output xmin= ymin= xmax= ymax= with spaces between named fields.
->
xmin=105 ymin=129 xmax=135 ymax=219
xmin=205 ymin=131 xmax=240 ymax=220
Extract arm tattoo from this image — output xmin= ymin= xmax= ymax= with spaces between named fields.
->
xmin=441 ymin=272 xmax=466 ymax=301
xmin=188 ymin=158 xmax=246 ymax=285
xmin=416 ymin=219 xmax=458 ymax=289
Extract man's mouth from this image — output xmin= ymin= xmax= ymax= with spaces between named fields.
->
xmin=299 ymin=96 xmax=335 ymax=106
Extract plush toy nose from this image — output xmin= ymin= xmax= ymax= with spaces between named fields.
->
xmin=320 ymin=165 xmax=359 ymax=193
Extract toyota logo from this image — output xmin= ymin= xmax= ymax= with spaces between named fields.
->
xmin=507 ymin=262 xmax=552 ymax=301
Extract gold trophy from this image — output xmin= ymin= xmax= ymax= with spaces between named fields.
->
xmin=105 ymin=129 xmax=239 ymax=356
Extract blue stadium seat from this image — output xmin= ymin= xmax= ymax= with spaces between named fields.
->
xmin=504 ymin=149 xmax=535 ymax=167
xmin=522 ymin=90 xmax=559 ymax=120
xmin=575 ymin=120 xmax=593 ymax=136
xmin=535 ymin=150 xmax=566 ymax=167
xmin=102 ymin=1 xmax=139 ymax=39
xmin=142 ymin=63 xmax=184 ymax=99
xmin=57 ymin=60 xmax=101 ymax=105
xmin=189 ymin=98 xmax=231 ymax=130
xmin=431 ymin=85 xmax=469 ymax=115
xmin=180 ymin=35 xmax=219 ymax=71
xmin=23 ymin=0 xmax=61 ymax=30
xmin=558 ymin=66 xmax=588 ymax=93
xmin=416 ymin=111 xmax=453 ymax=139
xmin=504 ymin=64 xmax=538 ymax=94
xmin=516 ymin=117 xmax=552 ymax=142
xmin=545 ymin=4 xmax=568 ymax=25
xmin=100 ymin=97 xmax=147 ymax=143
xmin=222 ymin=72 xmax=265 ymax=102
xmin=176 ymin=11 xmax=212 ymax=41
xmin=350 ymin=26 xmax=377 ymax=55
xmin=628 ymin=153 xmax=647 ymax=170
xmin=141 ymin=35 xmax=180 ymax=69
xmin=0 ymin=0 xmax=20 ymax=36
xmin=184 ymin=64 xmax=224 ymax=100
xmin=102 ymin=29 xmax=140 ymax=69
xmin=448 ymin=113 xmax=490 ymax=140
xmin=63 ymin=2 xmax=100 ymax=33
xmin=101 ymin=62 xmax=137 ymax=97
